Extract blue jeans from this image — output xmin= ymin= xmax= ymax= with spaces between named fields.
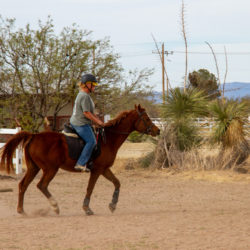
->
xmin=70 ymin=124 xmax=96 ymax=166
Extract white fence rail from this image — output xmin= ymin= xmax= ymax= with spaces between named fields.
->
xmin=0 ymin=127 xmax=22 ymax=174
xmin=151 ymin=117 xmax=250 ymax=133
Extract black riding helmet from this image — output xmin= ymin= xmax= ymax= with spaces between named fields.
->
xmin=81 ymin=73 xmax=98 ymax=86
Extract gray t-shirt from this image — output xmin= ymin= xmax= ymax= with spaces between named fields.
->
xmin=70 ymin=91 xmax=95 ymax=126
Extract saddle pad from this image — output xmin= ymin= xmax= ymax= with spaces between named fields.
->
xmin=64 ymin=134 xmax=102 ymax=162
xmin=64 ymin=135 xmax=85 ymax=160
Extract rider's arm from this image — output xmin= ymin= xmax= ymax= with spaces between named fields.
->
xmin=83 ymin=111 xmax=105 ymax=126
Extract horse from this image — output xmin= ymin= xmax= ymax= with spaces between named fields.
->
xmin=0 ymin=104 xmax=160 ymax=216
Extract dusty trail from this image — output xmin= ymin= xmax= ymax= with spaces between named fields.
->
xmin=0 ymin=142 xmax=250 ymax=249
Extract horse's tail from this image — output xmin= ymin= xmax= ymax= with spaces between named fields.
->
xmin=0 ymin=131 xmax=33 ymax=174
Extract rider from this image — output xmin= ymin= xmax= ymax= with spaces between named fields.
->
xmin=70 ymin=73 xmax=105 ymax=172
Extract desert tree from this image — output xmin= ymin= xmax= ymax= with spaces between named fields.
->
xmin=0 ymin=16 xmax=155 ymax=131
xmin=188 ymin=69 xmax=220 ymax=99
xmin=0 ymin=17 xmax=94 ymax=130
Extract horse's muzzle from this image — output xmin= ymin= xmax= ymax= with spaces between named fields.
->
xmin=151 ymin=127 xmax=160 ymax=136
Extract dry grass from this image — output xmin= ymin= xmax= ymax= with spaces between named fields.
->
xmin=151 ymin=125 xmax=250 ymax=173
xmin=116 ymin=141 xmax=155 ymax=159
xmin=113 ymin=141 xmax=250 ymax=184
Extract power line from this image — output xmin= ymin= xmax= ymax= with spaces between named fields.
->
xmin=119 ymin=50 xmax=250 ymax=57
xmin=115 ymin=41 xmax=162 ymax=46
xmin=119 ymin=52 xmax=153 ymax=57
xmin=174 ymin=51 xmax=250 ymax=55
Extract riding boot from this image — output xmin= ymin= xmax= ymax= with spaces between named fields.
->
xmin=74 ymin=165 xmax=89 ymax=172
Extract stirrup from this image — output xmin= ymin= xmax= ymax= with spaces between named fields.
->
xmin=86 ymin=161 xmax=93 ymax=171
xmin=74 ymin=165 xmax=89 ymax=172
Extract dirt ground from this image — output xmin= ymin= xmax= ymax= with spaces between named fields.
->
xmin=1 ymin=142 xmax=250 ymax=250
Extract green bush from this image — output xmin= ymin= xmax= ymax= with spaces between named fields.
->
xmin=127 ymin=131 xmax=148 ymax=143
xmin=138 ymin=151 xmax=155 ymax=168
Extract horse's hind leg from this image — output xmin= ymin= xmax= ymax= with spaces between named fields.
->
xmin=37 ymin=168 xmax=59 ymax=214
xmin=17 ymin=161 xmax=40 ymax=214
xmin=102 ymin=168 xmax=120 ymax=213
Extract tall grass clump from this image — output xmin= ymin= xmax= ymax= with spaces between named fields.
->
xmin=153 ymin=87 xmax=209 ymax=169
xmin=209 ymin=99 xmax=249 ymax=169
xmin=161 ymin=87 xmax=208 ymax=150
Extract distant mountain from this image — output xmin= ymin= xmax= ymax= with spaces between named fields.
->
xmin=153 ymin=82 xmax=250 ymax=103
xmin=223 ymin=82 xmax=250 ymax=99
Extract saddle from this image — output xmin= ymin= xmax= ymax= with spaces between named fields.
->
xmin=62 ymin=123 xmax=103 ymax=168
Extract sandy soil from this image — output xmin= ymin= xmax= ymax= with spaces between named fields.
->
xmin=0 ymin=142 xmax=250 ymax=250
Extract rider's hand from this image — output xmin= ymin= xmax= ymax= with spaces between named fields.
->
xmin=97 ymin=120 xmax=105 ymax=127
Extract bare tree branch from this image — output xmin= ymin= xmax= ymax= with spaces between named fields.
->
xmin=205 ymin=41 xmax=222 ymax=95
xmin=181 ymin=0 xmax=188 ymax=92
xmin=222 ymin=46 xmax=228 ymax=99
xmin=151 ymin=33 xmax=171 ymax=89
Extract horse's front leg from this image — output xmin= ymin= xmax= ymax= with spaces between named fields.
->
xmin=83 ymin=170 xmax=100 ymax=216
xmin=102 ymin=168 xmax=120 ymax=213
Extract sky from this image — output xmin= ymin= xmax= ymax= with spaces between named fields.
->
xmin=1 ymin=0 xmax=250 ymax=91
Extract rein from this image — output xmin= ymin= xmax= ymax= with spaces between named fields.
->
xmin=105 ymin=128 xmax=130 ymax=135
xmin=105 ymin=110 xmax=153 ymax=135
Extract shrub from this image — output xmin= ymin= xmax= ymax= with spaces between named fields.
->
xmin=127 ymin=131 xmax=148 ymax=143
xmin=138 ymin=151 xmax=155 ymax=168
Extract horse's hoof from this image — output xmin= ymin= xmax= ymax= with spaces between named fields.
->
xmin=109 ymin=203 xmax=116 ymax=213
xmin=83 ymin=206 xmax=94 ymax=216
xmin=48 ymin=197 xmax=60 ymax=214
xmin=17 ymin=208 xmax=26 ymax=216
xmin=86 ymin=209 xmax=94 ymax=216
xmin=53 ymin=207 xmax=60 ymax=215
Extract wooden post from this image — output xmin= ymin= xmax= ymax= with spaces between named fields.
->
xmin=0 ymin=127 xmax=22 ymax=174
xmin=165 ymin=50 xmax=173 ymax=100
xmin=162 ymin=43 xmax=165 ymax=104
xmin=166 ymin=53 xmax=169 ymax=99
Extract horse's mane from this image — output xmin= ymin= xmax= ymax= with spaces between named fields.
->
xmin=104 ymin=110 xmax=131 ymax=127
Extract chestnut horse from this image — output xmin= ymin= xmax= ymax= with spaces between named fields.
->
xmin=0 ymin=105 xmax=160 ymax=215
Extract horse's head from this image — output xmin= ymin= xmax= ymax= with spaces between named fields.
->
xmin=133 ymin=104 xmax=160 ymax=136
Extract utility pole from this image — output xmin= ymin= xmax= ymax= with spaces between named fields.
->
xmin=153 ymin=43 xmax=173 ymax=104
xmin=165 ymin=50 xmax=173 ymax=99
xmin=161 ymin=43 xmax=165 ymax=104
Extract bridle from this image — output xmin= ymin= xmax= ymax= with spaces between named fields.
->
xmin=134 ymin=109 xmax=154 ymax=135
xmin=106 ymin=109 xmax=154 ymax=135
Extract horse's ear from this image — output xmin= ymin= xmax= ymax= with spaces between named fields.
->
xmin=138 ymin=104 xmax=142 ymax=110
xmin=134 ymin=104 xmax=138 ymax=110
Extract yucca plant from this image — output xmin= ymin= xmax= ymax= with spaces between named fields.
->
xmin=151 ymin=87 xmax=209 ymax=169
xmin=209 ymin=99 xmax=249 ymax=168
xmin=161 ymin=87 xmax=209 ymax=151
xmin=209 ymin=99 xmax=248 ymax=148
